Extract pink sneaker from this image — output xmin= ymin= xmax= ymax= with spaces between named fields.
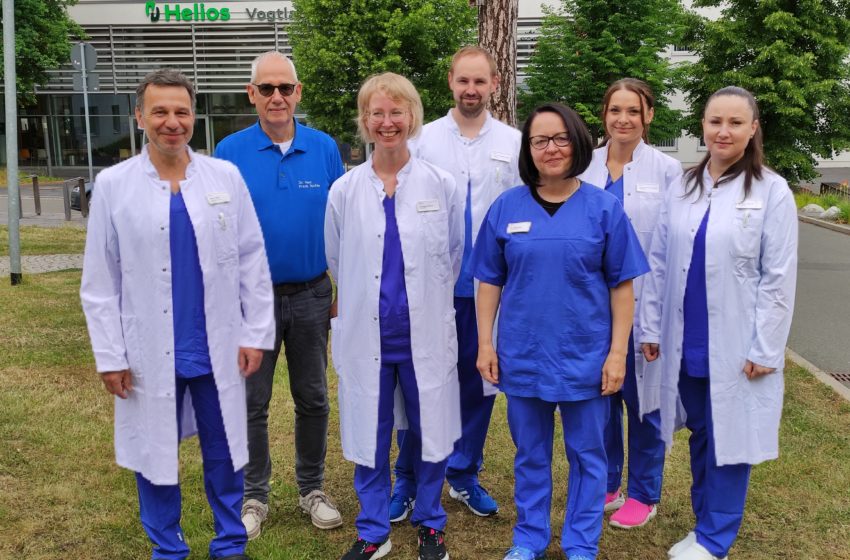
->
xmin=609 ymin=498 xmax=657 ymax=529
xmin=604 ymin=490 xmax=625 ymax=512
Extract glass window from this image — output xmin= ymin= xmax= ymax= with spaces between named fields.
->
xmin=209 ymin=92 xmax=255 ymax=114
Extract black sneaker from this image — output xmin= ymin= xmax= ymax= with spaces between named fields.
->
xmin=417 ymin=526 xmax=449 ymax=560
xmin=340 ymin=537 xmax=392 ymax=560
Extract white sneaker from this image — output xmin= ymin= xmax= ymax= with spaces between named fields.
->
xmin=241 ymin=498 xmax=268 ymax=540
xmin=668 ymin=532 xmax=696 ymax=558
xmin=299 ymin=489 xmax=343 ymax=529
xmin=672 ymin=540 xmax=728 ymax=560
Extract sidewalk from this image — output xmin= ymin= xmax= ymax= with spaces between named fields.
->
xmin=0 ymin=254 xmax=84 ymax=275
xmin=0 ymin=191 xmax=87 ymax=228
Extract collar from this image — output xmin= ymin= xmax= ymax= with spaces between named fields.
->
xmin=140 ymin=144 xmax=196 ymax=182
xmin=249 ymin=120 xmax=308 ymax=155
xmin=366 ymin=155 xmax=414 ymax=198
xmin=445 ymin=109 xmax=493 ymax=139
xmin=600 ymin=138 xmax=648 ymax=164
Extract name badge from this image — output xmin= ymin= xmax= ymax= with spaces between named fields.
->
xmin=206 ymin=192 xmax=231 ymax=205
xmin=636 ymin=183 xmax=660 ymax=193
xmin=490 ymin=151 xmax=512 ymax=163
xmin=736 ymin=199 xmax=763 ymax=210
xmin=507 ymin=221 xmax=532 ymax=234
xmin=417 ymin=199 xmax=441 ymax=213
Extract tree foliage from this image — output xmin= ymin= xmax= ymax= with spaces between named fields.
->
xmin=519 ymin=0 xmax=684 ymax=143
xmin=289 ymin=0 xmax=475 ymax=144
xmin=0 ymin=0 xmax=84 ymax=106
xmin=678 ymin=0 xmax=850 ymax=183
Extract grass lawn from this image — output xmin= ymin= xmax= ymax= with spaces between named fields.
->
xmin=1 ymin=271 xmax=848 ymax=559
xmin=0 ymin=225 xmax=88 ymax=257
xmin=0 ymin=168 xmax=65 ymax=188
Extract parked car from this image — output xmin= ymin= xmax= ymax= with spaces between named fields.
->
xmin=70 ymin=181 xmax=93 ymax=211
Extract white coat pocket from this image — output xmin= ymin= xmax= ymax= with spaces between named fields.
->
xmin=212 ymin=212 xmax=238 ymax=264
xmin=636 ymin=192 xmax=663 ymax=233
xmin=421 ymin=211 xmax=451 ymax=281
xmin=730 ymin=211 xmax=763 ymax=259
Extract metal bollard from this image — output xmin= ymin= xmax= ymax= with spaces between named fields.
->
xmin=63 ymin=180 xmax=72 ymax=221
xmin=79 ymin=177 xmax=89 ymax=218
xmin=31 ymin=175 xmax=41 ymax=216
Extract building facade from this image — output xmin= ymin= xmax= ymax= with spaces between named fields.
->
xmin=3 ymin=0 xmax=847 ymax=176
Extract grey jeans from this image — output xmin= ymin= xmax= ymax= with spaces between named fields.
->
xmin=244 ymin=274 xmax=332 ymax=502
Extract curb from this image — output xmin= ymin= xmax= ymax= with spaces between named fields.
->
xmin=785 ymin=347 xmax=850 ymax=403
xmin=798 ymin=214 xmax=850 ymax=236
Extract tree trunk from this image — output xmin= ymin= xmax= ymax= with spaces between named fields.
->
xmin=477 ymin=0 xmax=518 ymax=127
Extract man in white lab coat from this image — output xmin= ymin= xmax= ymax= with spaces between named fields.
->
xmin=80 ymin=69 xmax=275 ymax=560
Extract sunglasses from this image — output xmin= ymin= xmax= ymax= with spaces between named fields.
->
xmin=252 ymin=83 xmax=297 ymax=97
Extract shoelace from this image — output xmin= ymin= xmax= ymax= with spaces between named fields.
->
xmin=244 ymin=503 xmax=264 ymax=518
xmin=420 ymin=528 xmax=443 ymax=546
xmin=306 ymin=491 xmax=332 ymax=510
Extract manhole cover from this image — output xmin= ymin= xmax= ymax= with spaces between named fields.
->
xmin=830 ymin=372 xmax=850 ymax=384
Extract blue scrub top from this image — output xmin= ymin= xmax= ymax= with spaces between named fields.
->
xmin=682 ymin=206 xmax=710 ymax=378
xmin=606 ymin=173 xmax=624 ymax=205
xmin=473 ymin=184 xmax=649 ymax=401
xmin=379 ymin=195 xmax=413 ymax=363
xmin=170 ymin=191 xmax=213 ymax=378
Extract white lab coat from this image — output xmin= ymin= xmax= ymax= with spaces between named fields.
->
xmin=80 ymin=147 xmax=275 ymax=485
xmin=639 ymin=168 xmax=798 ymax=465
xmin=325 ymin=156 xmax=464 ymax=468
xmin=410 ymin=110 xmax=521 ymax=397
xmin=580 ymin=140 xmax=682 ymax=416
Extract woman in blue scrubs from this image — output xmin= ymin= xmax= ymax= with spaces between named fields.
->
xmin=639 ymin=87 xmax=798 ymax=560
xmin=473 ymin=103 xmax=649 ymax=560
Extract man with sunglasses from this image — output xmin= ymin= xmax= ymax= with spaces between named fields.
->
xmin=215 ymin=51 xmax=345 ymax=539
xmin=389 ymin=46 xmax=522 ymax=524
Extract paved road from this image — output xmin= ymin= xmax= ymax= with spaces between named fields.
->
xmin=788 ymin=221 xmax=850 ymax=385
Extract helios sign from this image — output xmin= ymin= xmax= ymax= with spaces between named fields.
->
xmin=144 ymin=1 xmax=294 ymax=23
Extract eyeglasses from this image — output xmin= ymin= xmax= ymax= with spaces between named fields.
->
xmin=368 ymin=110 xmax=408 ymax=124
xmin=252 ymin=83 xmax=297 ymax=97
xmin=529 ymin=133 xmax=571 ymax=150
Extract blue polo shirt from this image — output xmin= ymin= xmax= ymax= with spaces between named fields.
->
xmin=214 ymin=120 xmax=344 ymax=283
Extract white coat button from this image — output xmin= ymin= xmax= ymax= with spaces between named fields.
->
xmin=163 ymin=309 xmax=168 ymax=313
xmin=162 ymin=268 xmax=167 ymax=272
xmin=166 ymin=351 xmax=171 ymax=355
xmin=161 ymin=226 xmax=165 ymax=231
xmin=374 ymin=274 xmax=379 ymax=279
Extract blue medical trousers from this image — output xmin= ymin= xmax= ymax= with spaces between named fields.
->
xmin=354 ymin=360 xmax=448 ymax=543
xmin=507 ymin=394 xmax=608 ymax=559
xmin=394 ymin=297 xmax=495 ymax=495
xmin=603 ymin=333 xmax=665 ymax=503
xmin=678 ymin=371 xmax=751 ymax=558
xmin=135 ymin=373 xmax=247 ymax=560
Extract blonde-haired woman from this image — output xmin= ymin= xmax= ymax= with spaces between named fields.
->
xmin=325 ymin=72 xmax=464 ymax=560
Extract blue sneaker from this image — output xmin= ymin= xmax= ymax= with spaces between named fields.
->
xmin=449 ymin=484 xmax=499 ymax=516
xmin=503 ymin=546 xmax=543 ymax=560
xmin=389 ymin=490 xmax=415 ymax=523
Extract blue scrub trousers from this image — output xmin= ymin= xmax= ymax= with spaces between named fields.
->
xmin=678 ymin=371 xmax=751 ymax=558
xmin=603 ymin=333 xmax=665 ymax=504
xmin=507 ymin=394 xmax=609 ymax=559
xmin=135 ymin=373 xmax=247 ymax=560
xmin=394 ymin=297 xmax=496 ymax=494
xmin=354 ymin=360 xmax=448 ymax=543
